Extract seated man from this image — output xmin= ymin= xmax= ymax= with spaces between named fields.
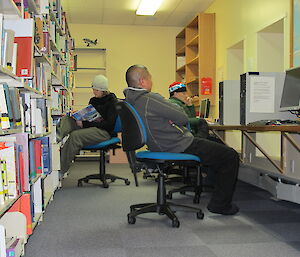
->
xmin=168 ymin=81 xmax=223 ymax=144
xmin=168 ymin=81 xmax=209 ymax=138
xmin=124 ymin=64 xmax=240 ymax=215
xmin=57 ymin=74 xmax=118 ymax=175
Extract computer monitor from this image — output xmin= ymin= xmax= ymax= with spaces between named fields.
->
xmin=280 ymin=66 xmax=300 ymax=113
xmin=199 ymin=98 xmax=210 ymax=118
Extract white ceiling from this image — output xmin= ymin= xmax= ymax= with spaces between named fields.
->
xmin=61 ymin=0 xmax=214 ymax=27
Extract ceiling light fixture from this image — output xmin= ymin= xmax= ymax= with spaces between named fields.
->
xmin=136 ymin=0 xmax=164 ymax=16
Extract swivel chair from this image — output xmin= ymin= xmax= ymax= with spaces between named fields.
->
xmin=77 ymin=117 xmax=130 ymax=188
xmin=116 ymin=101 xmax=204 ymax=228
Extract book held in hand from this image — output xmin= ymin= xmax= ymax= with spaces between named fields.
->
xmin=72 ymin=105 xmax=102 ymax=122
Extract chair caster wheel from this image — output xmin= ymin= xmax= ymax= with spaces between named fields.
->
xmin=111 ymin=178 xmax=116 ymax=182
xmin=125 ymin=179 xmax=130 ymax=185
xmin=77 ymin=181 xmax=83 ymax=187
xmin=83 ymin=178 xmax=89 ymax=183
xmin=172 ymin=219 xmax=180 ymax=228
xmin=166 ymin=193 xmax=172 ymax=200
xmin=196 ymin=211 xmax=204 ymax=219
xmin=103 ymin=182 xmax=109 ymax=188
xmin=127 ymin=214 xmax=136 ymax=224
xmin=193 ymin=196 xmax=200 ymax=204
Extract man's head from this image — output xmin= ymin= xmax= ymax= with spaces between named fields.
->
xmin=91 ymin=74 xmax=109 ymax=98
xmin=126 ymin=65 xmax=153 ymax=91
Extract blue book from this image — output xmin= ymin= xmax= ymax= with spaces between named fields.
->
xmin=39 ymin=137 xmax=51 ymax=175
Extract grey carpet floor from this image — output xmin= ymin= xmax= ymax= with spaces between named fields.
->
xmin=24 ymin=161 xmax=300 ymax=257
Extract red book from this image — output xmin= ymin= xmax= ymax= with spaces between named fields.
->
xmin=14 ymin=37 xmax=33 ymax=77
xmin=8 ymin=194 xmax=33 ymax=235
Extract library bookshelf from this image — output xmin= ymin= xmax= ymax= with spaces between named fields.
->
xmin=0 ymin=1 xmax=74 ymax=256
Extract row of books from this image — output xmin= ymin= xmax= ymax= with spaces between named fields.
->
xmin=51 ymin=87 xmax=71 ymax=115
xmin=21 ymin=92 xmax=49 ymax=135
xmin=1 ymin=8 xmax=74 ymax=91
xmin=0 ymin=134 xmax=52 ymax=205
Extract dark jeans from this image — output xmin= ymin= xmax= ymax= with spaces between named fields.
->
xmin=183 ymin=137 xmax=239 ymax=208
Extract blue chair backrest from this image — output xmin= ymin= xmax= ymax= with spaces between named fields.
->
xmin=114 ymin=116 xmax=122 ymax=133
xmin=116 ymin=101 xmax=147 ymax=152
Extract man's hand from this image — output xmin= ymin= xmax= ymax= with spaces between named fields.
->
xmin=76 ymin=120 xmax=83 ymax=128
xmin=184 ymin=96 xmax=193 ymax=106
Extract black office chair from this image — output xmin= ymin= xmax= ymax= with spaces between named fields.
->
xmin=116 ymin=101 xmax=204 ymax=228
xmin=77 ymin=117 xmax=130 ymax=188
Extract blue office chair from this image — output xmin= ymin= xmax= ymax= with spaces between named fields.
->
xmin=77 ymin=116 xmax=130 ymax=188
xmin=116 ymin=101 xmax=204 ymax=228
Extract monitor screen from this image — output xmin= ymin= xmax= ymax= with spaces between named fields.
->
xmin=199 ymin=98 xmax=210 ymax=118
xmin=280 ymin=66 xmax=300 ymax=111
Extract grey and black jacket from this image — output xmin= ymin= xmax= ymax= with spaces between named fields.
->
xmin=123 ymin=87 xmax=193 ymax=153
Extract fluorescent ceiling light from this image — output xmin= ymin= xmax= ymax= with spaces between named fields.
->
xmin=136 ymin=0 xmax=164 ymax=16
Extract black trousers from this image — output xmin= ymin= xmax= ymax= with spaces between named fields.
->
xmin=183 ymin=137 xmax=239 ymax=208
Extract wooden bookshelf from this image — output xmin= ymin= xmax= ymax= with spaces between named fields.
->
xmin=175 ymin=13 xmax=216 ymax=106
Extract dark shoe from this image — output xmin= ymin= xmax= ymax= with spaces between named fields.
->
xmin=207 ymin=203 xmax=239 ymax=215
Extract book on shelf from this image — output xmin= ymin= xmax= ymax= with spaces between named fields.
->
xmin=3 ymin=84 xmax=22 ymax=129
xmin=40 ymin=137 xmax=51 ymax=175
xmin=8 ymin=87 xmax=22 ymax=128
xmin=0 ymin=142 xmax=18 ymax=199
xmin=12 ymin=133 xmax=29 ymax=192
xmin=0 ymin=84 xmax=10 ymax=130
xmin=19 ymin=92 xmax=31 ymax=133
xmin=2 ymin=84 xmax=14 ymax=128
xmin=0 ymin=14 xmax=3 ymax=68
xmin=2 ymin=29 xmax=15 ymax=71
xmin=35 ymin=16 xmax=45 ymax=51
xmin=0 ymin=160 xmax=8 ymax=205
xmin=72 ymin=104 xmax=102 ymax=122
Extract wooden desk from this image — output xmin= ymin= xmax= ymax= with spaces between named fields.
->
xmin=209 ymin=124 xmax=300 ymax=203
xmin=210 ymin=124 xmax=300 ymax=174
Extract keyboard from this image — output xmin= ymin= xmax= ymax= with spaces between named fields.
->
xmin=248 ymin=119 xmax=300 ymax=126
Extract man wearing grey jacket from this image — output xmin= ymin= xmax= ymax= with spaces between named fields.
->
xmin=124 ymin=64 xmax=240 ymax=215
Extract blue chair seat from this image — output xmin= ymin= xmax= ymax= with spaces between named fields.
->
xmin=83 ymin=137 xmax=120 ymax=150
xmin=77 ymin=116 xmax=130 ymax=188
xmin=136 ymin=151 xmax=201 ymax=162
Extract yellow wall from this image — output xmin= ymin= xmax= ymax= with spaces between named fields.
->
xmin=69 ymin=24 xmax=182 ymax=99
xmin=206 ymin=0 xmax=291 ymax=158
xmin=206 ymin=0 xmax=290 ymax=80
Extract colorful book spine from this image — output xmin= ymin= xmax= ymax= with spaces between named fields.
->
xmin=0 ymin=160 xmax=8 ymax=202
xmin=0 ymin=160 xmax=6 ymax=204
xmin=2 ymin=83 xmax=14 ymax=128
xmin=0 ymin=84 xmax=10 ymax=130
xmin=0 ymin=146 xmax=18 ymax=199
